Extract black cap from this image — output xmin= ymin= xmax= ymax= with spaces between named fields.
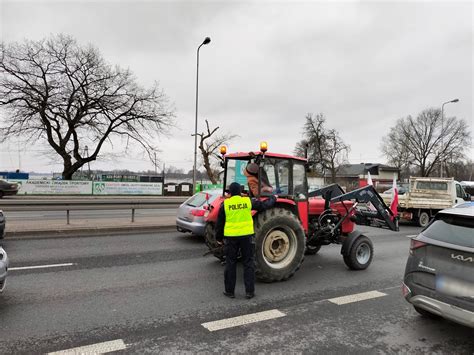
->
xmin=245 ymin=163 xmax=259 ymax=175
xmin=229 ymin=182 xmax=242 ymax=196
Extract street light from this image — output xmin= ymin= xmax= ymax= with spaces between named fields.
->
xmin=193 ymin=36 xmax=211 ymax=193
xmin=440 ymin=98 xmax=459 ymax=177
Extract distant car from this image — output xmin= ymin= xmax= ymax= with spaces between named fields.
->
xmin=0 ymin=179 xmax=19 ymax=198
xmin=0 ymin=210 xmax=5 ymax=239
xmin=382 ymin=185 xmax=409 ymax=195
xmin=176 ymin=190 xmax=222 ymax=236
xmin=0 ymin=246 xmax=9 ymax=293
xmin=402 ymin=205 xmax=474 ymax=328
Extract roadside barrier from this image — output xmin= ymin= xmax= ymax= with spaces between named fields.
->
xmin=0 ymin=197 xmax=187 ymax=224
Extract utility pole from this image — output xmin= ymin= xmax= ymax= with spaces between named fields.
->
xmin=440 ymin=99 xmax=459 ymax=177
xmin=162 ymin=162 xmax=166 ymax=184
xmin=193 ymin=37 xmax=211 ymax=194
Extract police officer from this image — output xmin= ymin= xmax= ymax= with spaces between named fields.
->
xmin=215 ymin=182 xmax=277 ymax=299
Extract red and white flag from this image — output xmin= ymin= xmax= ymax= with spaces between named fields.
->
xmin=366 ymin=172 xmax=376 ymax=211
xmin=367 ymin=172 xmax=373 ymax=186
xmin=389 ymin=174 xmax=399 ymax=220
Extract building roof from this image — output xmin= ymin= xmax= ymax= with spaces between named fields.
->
xmin=326 ymin=163 xmax=399 ymax=178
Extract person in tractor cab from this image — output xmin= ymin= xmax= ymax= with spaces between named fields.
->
xmin=216 ymin=182 xmax=277 ymax=299
xmin=243 ymin=162 xmax=273 ymax=197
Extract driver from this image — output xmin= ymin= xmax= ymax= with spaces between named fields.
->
xmin=244 ymin=162 xmax=272 ymax=197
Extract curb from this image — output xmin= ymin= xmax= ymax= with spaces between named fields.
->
xmin=3 ymin=224 xmax=177 ymax=240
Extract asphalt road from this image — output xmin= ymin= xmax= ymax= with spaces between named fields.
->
xmin=0 ymin=226 xmax=472 ymax=354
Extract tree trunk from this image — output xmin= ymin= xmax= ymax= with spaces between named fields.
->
xmin=62 ymin=157 xmax=87 ymax=180
xmin=202 ymin=154 xmax=217 ymax=184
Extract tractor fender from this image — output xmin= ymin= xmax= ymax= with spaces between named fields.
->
xmin=340 ymin=230 xmax=363 ymax=256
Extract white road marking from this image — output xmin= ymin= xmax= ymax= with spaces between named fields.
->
xmin=328 ymin=290 xmax=387 ymax=305
xmin=202 ymin=309 xmax=286 ymax=332
xmin=9 ymin=263 xmax=75 ymax=271
xmin=48 ymin=339 xmax=126 ymax=355
xmin=406 ymin=234 xmax=418 ymax=238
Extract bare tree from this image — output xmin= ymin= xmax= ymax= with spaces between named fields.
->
xmin=382 ymin=108 xmax=470 ymax=177
xmin=0 ymin=35 xmax=174 ymax=179
xmin=194 ymin=119 xmax=237 ymax=184
xmin=295 ymin=113 xmax=350 ymax=183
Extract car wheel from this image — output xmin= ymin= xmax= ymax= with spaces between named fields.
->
xmin=417 ymin=211 xmax=430 ymax=228
xmin=343 ymin=235 xmax=374 ymax=270
xmin=204 ymin=223 xmax=225 ymax=262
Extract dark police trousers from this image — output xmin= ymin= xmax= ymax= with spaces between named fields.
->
xmin=224 ymin=235 xmax=255 ymax=294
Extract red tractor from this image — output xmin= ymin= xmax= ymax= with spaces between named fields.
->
xmin=204 ymin=143 xmax=398 ymax=282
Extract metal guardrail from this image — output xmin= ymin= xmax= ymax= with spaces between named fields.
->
xmin=0 ymin=198 xmax=187 ymax=224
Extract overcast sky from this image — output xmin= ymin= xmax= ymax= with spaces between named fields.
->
xmin=0 ymin=0 xmax=472 ymax=174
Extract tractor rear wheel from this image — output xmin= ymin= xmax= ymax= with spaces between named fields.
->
xmin=254 ymin=208 xmax=306 ymax=282
xmin=343 ymin=235 xmax=373 ymax=270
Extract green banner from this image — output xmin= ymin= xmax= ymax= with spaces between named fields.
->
xmin=197 ymin=183 xmax=223 ymax=192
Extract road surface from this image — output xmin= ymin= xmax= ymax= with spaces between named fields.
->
xmin=0 ymin=225 xmax=472 ymax=354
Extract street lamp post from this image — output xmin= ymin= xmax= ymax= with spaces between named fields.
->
xmin=440 ymin=98 xmax=459 ymax=177
xmin=193 ymin=37 xmax=211 ymax=194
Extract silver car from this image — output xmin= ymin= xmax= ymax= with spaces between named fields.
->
xmin=0 ymin=247 xmax=8 ymax=292
xmin=176 ymin=190 xmax=221 ymax=236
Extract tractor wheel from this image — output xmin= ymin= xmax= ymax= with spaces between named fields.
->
xmin=254 ymin=208 xmax=306 ymax=282
xmin=204 ymin=223 xmax=225 ymax=262
xmin=305 ymin=244 xmax=321 ymax=255
xmin=417 ymin=211 xmax=430 ymax=228
xmin=343 ymin=235 xmax=373 ymax=270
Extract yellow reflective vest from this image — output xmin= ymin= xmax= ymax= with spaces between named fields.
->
xmin=223 ymin=195 xmax=254 ymax=237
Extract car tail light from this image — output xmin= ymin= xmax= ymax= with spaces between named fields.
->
xmin=401 ymin=282 xmax=411 ymax=298
xmin=191 ymin=209 xmax=206 ymax=217
xmin=409 ymin=239 xmax=427 ymax=255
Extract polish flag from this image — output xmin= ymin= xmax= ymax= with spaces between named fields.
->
xmin=366 ymin=172 xmax=376 ymax=211
xmin=389 ymin=174 xmax=399 ymax=220
xmin=367 ymin=172 xmax=373 ymax=186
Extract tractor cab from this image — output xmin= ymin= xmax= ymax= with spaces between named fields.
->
xmin=220 ymin=143 xmax=311 ymax=232
xmin=222 ymin=150 xmax=308 ymax=199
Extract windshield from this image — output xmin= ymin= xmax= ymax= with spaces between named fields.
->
xmin=225 ymin=157 xmax=306 ymax=197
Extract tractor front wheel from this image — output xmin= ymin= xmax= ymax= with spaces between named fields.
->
xmin=305 ymin=244 xmax=321 ymax=255
xmin=343 ymin=235 xmax=373 ymax=270
xmin=254 ymin=208 xmax=306 ymax=282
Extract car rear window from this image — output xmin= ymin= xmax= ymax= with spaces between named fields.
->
xmin=185 ymin=192 xmax=219 ymax=207
xmin=423 ymin=215 xmax=474 ymax=248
